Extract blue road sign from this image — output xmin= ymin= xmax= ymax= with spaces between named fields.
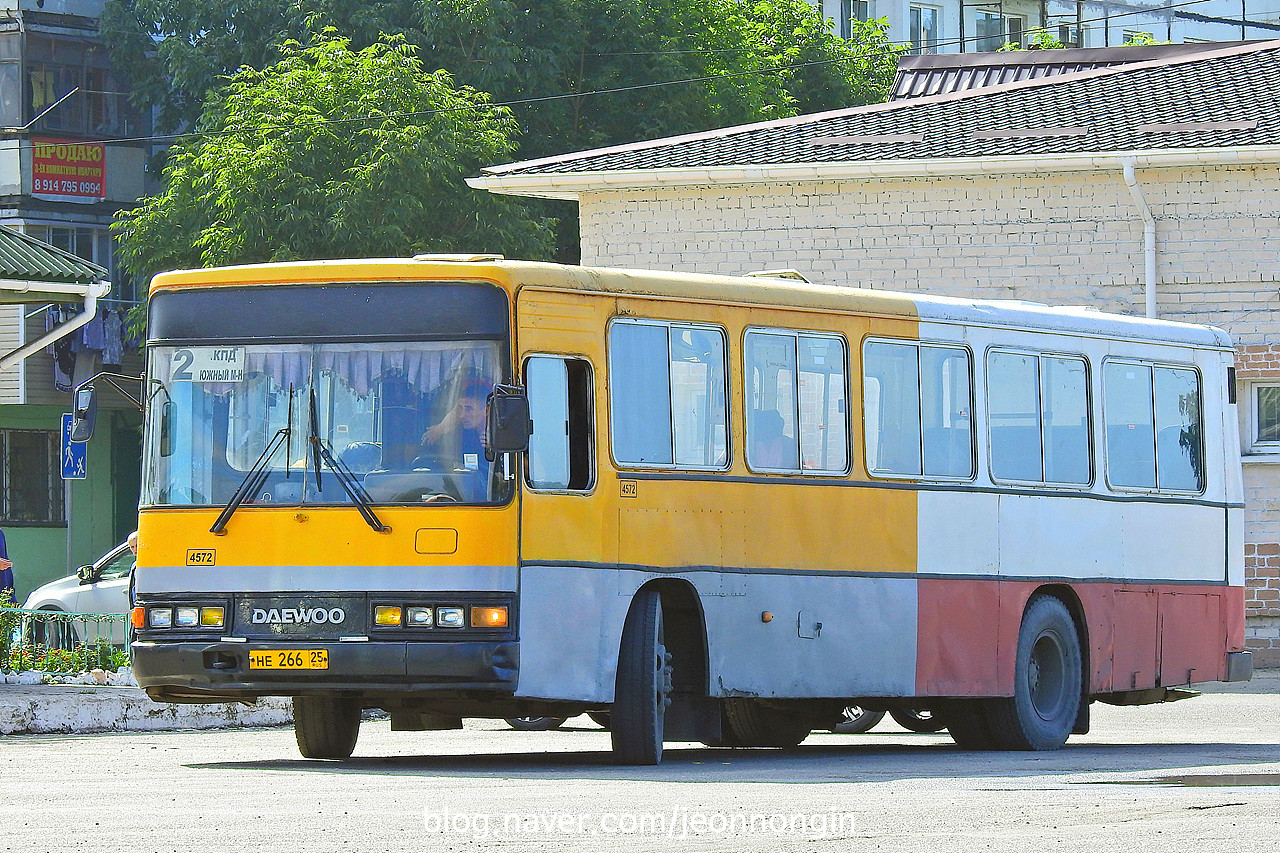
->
xmin=61 ymin=412 xmax=86 ymax=480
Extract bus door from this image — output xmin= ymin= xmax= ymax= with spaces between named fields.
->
xmin=514 ymin=290 xmax=607 ymax=699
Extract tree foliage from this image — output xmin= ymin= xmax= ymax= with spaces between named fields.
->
xmin=112 ymin=33 xmax=554 ymax=279
xmin=103 ymin=1 xmax=902 ymax=269
xmin=415 ymin=0 xmax=899 ymax=160
xmin=103 ymin=0 xmax=901 ymax=149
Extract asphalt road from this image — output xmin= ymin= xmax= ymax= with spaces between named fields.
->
xmin=5 ymin=691 xmax=1280 ymax=853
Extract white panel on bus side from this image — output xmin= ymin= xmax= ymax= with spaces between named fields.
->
xmin=996 ymin=495 xmax=1223 ymax=583
xmin=916 ymin=490 xmax=1000 ymax=576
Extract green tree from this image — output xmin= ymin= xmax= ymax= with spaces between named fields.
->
xmin=112 ymin=32 xmax=554 ymax=280
xmin=416 ymin=0 xmax=899 ymax=159
xmin=103 ymin=0 xmax=901 ymax=148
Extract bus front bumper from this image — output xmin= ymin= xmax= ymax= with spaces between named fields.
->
xmin=130 ymin=638 xmax=518 ymax=700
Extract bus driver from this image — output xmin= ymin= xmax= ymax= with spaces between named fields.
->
xmin=419 ymin=381 xmax=490 ymax=500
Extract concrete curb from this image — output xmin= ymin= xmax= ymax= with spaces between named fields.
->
xmin=0 ymin=684 xmax=293 ymax=735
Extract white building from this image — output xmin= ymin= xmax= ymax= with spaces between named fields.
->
xmin=814 ymin=0 xmax=1280 ymax=51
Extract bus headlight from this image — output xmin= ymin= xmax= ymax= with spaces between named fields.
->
xmin=148 ymin=608 xmax=173 ymax=628
xmin=407 ymin=607 xmax=434 ymax=627
xmin=436 ymin=607 xmax=464 ymax=628
xmin=175 ymin=607 xmax=200 ymax=628
xmin=200 ymin=607 xmax=226 ymax=628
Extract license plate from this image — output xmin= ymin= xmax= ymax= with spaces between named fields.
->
xmin=248 ymin=649 xmax=328 ymax=670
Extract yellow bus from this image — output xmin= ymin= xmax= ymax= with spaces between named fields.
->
xmin=87 ymin=256 xmax=1250 ymax=764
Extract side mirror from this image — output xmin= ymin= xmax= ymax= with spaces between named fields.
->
xmin=486 ymin=385 xmax=533 ymax=457
xmin=75 ymin=564 xmax=95 ymax=585
xmin=70 ymin=385 xmax=98 ymax=442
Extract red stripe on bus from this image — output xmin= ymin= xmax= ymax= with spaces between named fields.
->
xmin=916 ymin=579 xmax=1245 ymax=696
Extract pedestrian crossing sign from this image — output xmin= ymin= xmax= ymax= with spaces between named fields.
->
xmin=61 ymin=412 xmax=86 ymax=479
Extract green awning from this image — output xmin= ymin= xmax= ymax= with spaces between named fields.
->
xmin=0 ymin=224 xmax=108 ymax=303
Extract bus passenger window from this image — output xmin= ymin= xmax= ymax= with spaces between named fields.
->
xmin=609 ymin=320 xmax=729 ymax=470
xmin=921 ymin=346 xmax=973 ymax=478
xmin=1154 ymin=366 xmax=1203 ymax=492
xmin=798 ymin=336 xmax=848 ymax=473
xmin=863 ymin=339 xmax=972 ymax=479
xmin=862 ymin=341 xmax=922 ymax=476
xmin=988 ymin=351 xmax=1044 ymax=482
xmin=745 ymin=330 xmax=850 ymax=474
xmin=526 ymin=356 xmax=594 ymax=491
xmin=1042 ymin=356 xmax=1090 ymax=485
xmin=1104 ymin=362 xmax=1157 ymax=488
xmin=610 ymin=323 xmax=674 ymax=465
xmin=987 ymin=350 xmax=1090 ymax=486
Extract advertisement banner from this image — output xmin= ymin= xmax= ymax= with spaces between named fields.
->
xmin=31 ymin=137 xmax=106 ymax=203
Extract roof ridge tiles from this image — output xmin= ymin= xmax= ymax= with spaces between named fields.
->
xmin=479 ymin=39 xmax=1280 ymax=180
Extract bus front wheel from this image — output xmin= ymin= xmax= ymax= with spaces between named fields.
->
xmin=294 ymin=697 xmax=361 ymax=760
xmin=986 ymin=595 xmax=1082 ymax=751
xmin=611 ymin=590 xmax=671 ymax=765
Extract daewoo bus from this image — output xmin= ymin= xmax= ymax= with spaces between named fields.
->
xmin=79 ymin=256 xmax=1251 ymax=765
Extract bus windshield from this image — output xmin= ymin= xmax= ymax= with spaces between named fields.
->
xmin=142 ymin=339 xmax=509 ymax=507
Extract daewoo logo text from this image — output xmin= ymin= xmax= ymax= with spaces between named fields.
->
xmin=251 ymin=607 xmax=346 ymax=625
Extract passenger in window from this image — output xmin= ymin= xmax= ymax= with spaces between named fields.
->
xmin=751 ymin=410 xmax=798 ymax=470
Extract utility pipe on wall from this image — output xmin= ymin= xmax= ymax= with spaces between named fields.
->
xmin=0 ymin=280 xmax=111 ymax=373
xmin=1120 ymin=158 xmax=1158 ymax=319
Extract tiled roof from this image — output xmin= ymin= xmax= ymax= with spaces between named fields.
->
xmin=0 ymin=225 xmax=107 ymax=288
xmin=888 ymin=43 xmax=1239 ymax=100
xmin=475 ymin=40 xmax=1280 ymax=188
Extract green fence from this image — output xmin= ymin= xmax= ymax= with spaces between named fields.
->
xmin=0 ymin=606 xmax=129 ymax=674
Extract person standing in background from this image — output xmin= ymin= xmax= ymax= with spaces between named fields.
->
xmin=0 ymin=528 xmax=14 ymax=605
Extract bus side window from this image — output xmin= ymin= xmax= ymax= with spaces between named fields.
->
xmin=1104 ymin=361 xmax=1157 ymax=489
xmin=863 ymin=340 xmax=922 ymax=476
xmin=526 ymin=356 xmax=595 ymax=491
xmin=1154 ymin=366 xmax=1203 ymax=492
xmin=609 ymin=320 xmax=729 ymax=470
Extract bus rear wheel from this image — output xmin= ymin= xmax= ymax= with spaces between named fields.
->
xmin=942 ymin=699 xmax=1000 ymax=749
xmin=724 ymin=699 xmax=811 ymax=747
xmin=611 ymin=590 xmax=671 ymax=765
xmin=294 ymin=697 xmax=361 ymax=760
xmin=986 ymin=596 xmax=1082 ymax=751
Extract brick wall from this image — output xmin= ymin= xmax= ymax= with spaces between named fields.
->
xmin=577 ymin=161 xmax=1280 ymax=665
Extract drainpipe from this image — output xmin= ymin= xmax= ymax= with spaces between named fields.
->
xmin=1120 ymin=158 xmax=1157 ymax=319
xmin=0 ymin=280 xmax=111 ymax=373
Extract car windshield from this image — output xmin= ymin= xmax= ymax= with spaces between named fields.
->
xmin=141 ymin=340 xmax=511 ymax=507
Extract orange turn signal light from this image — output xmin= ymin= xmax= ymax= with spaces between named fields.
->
xmin=130 ymin=607 xmax=145 ymax=630
xmin=471 ymin=605 xmax=509 ymax=629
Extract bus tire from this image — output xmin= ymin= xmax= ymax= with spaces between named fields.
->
xmin=889 ymin=708 xmax=947 ymax=733
xmin=611 ymin=590 xmax=671 ymax=765
xmin=831 ymin=706 xmax=886 ymax=734
xmin=723 ymin=699 xmax=811 ymax=748
xmin=293 ymin=697 xmax=361 ymax=760
xmin=986 ymin=595 xmax=1083 ymax=751
xmin=942 ymin=700 xmax=1001 ymax=750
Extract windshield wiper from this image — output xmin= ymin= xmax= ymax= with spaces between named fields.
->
xmin=210 ymin=385 xmax=295 ymax=535
xmin=307 ymin=389 xmax=389 ymax=533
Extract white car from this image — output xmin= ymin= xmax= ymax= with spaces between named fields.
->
xmin=21 ymin=539 xmax=135 ymax=646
